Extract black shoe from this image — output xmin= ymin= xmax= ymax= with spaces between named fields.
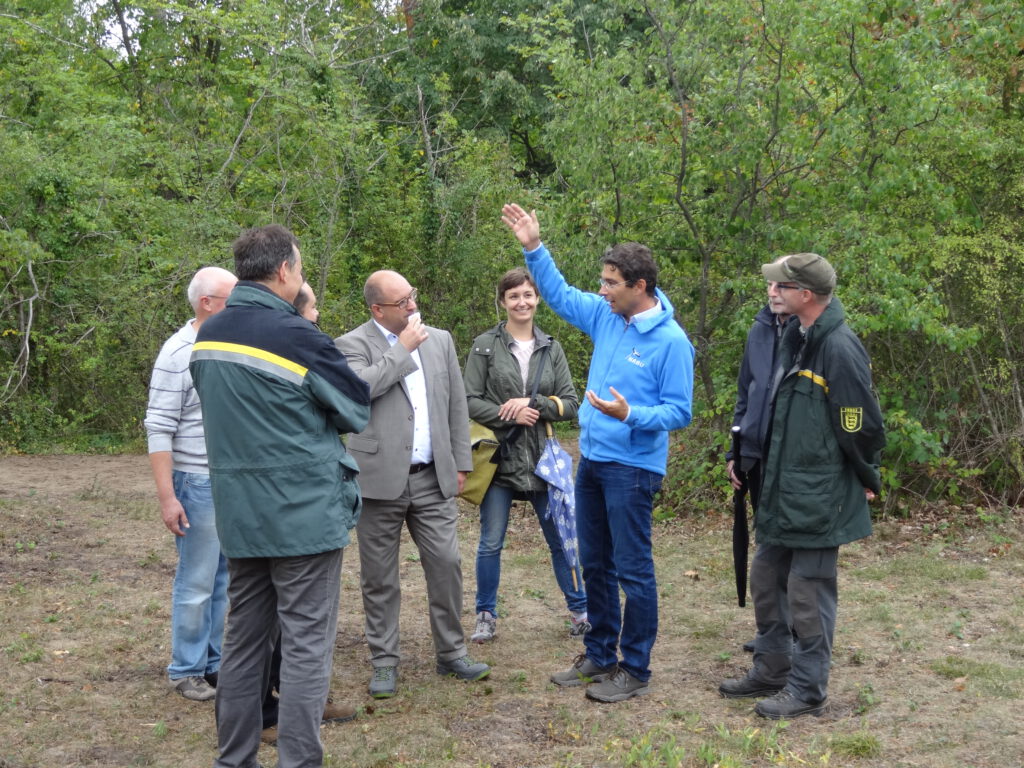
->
xmin=742 ymin=639 xmax=756 ymax=653
xmin=718 ymin=673 xmax=785 ymax=699
xmin=754 ymin=690 xmax=827 ymax=719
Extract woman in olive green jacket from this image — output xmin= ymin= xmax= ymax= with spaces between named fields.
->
xmin=463 ymin=267 xmax=583 ymax=643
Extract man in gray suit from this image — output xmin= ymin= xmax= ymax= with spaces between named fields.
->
xmin=335 ymin=270 xmax=490 ymax=699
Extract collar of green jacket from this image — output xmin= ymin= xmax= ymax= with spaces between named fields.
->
xmin=228 ymin=281 xmax=300 ymax=315
xmin=493 ymin=320 xmax=554 ymax=351
xmin=784 ymin=296 xmax=845 ymax=359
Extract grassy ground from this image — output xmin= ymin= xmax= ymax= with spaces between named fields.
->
xmin=1 ymin=453 xmax=1022 ymax=768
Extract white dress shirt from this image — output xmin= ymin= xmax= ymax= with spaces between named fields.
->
xmin=373 ymin=319 xmax=433 ymax=465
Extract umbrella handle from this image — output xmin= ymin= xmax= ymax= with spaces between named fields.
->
xmin=544 ymin=421 xmax=554 ymax=439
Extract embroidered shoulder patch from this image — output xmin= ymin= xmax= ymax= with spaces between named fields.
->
xmin=840 ymin=407 xmax=863 ymax=433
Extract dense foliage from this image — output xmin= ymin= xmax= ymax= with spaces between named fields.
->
xmin=2 ymin=0 xmax=1022 ymax=512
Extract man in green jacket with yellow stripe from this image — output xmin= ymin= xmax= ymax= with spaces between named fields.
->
xmin=190 ymin=224 xmax=371 ymax=768
xmin=719 ymin=253 xmax=885 ymax=720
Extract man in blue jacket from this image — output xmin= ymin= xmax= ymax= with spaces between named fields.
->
xmin=502 ymin=203 xmax=694 ymax=703
xmin=190 ymin=224 xmax=371 ymax=768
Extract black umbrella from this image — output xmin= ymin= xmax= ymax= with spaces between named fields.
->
xmin=731 ymin=426 xmax=749 ymax=608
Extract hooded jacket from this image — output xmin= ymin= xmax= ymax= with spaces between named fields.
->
xmin=189 ymin=282 xmax=371 ymax=558
xmin=524 ymin=244 xmax=694 ymax=475
xmin=757 ymin=297 xmax=886 ymax=549
xmin=463 ymin=321 xmax=579 ymax=492
xmin=728 ymin=305 xmax=787 ymax=464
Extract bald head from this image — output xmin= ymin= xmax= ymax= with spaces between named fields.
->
xmin=187 ymin=267 xmax=237 ymax=324
xmin=294 ymin=281 xmax=319 ymax=324
xmin=363 ymin=270 xmax=406 ymax=307
xmin=364 ymin=270 xmax=418 ymax=335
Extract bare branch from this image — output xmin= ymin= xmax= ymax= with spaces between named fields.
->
xmin=1 ymin=259 xmax=38 ymax=404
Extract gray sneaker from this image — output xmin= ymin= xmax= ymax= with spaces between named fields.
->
xmin=170 ymin=675 xmax=216 ymax=702
xmin=568 ymin=613 xmax=591 ymax=637
xmin=585 ymin=667 xmax=650 ymax=703
xmin=436 ymin=655 xmax=491 ymax=681
xmin=471 ymin=611 xmax=496 ymax=643
xmin=369 ymin=665 xmax=397 ymax=699
xmin=550 ymin=653 xmax=614 ymax=688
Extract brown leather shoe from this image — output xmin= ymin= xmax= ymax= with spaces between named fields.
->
xmin=259 ymin=698 xmax=356 ymax=746
xmin=322 ymin=698 xmax=357 ymax=723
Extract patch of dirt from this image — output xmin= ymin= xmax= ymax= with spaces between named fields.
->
xmin=0 ymin=454 xmax=153 ymax=501
xmin=1 ymin=453 xmax=1023 ymax=768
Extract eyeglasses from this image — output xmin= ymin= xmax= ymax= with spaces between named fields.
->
xmin=204 ymin=295 xmax=229 ymax=300
xmin=377 ymin=287 xmax=418 ymax=310
xmin=598 ymin=278 xmax=629 ymax=289
xmin=771 ymin=283 xmax=803 ymax=292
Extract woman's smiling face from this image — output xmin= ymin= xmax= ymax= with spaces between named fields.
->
xmin=500 ymin=281 xmax=539 ymax=322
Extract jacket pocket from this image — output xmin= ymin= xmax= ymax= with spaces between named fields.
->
xmin=347 ymin=434 xmax=378 ymax=455
xmin=776 ymin=465 xmax=841 ymax=535
xmin=338 ymin=459 xmax=363 ymax=530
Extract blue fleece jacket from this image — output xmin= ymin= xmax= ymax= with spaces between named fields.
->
xmin=524 ymin=244 xmax=695 ymax=475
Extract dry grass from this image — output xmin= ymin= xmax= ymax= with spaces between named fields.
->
xmin=1 ymin=454 xmax=1022 ymax=768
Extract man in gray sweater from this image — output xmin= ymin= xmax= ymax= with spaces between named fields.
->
xmin=145 ymin=266 xmax=237 ymax=701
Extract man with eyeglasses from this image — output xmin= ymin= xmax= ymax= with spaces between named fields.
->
xmin=725 ymin=256 xmax=793 ymax=654
xmin=719 ymin=252 xmax=885 ymax=719
xmin=336 ymin=270 xmax=490 ymax=700
xmin=502 ymin=204 xmax=694 ymax=703
xmin=145 ymin=266 xmax=236 ymax=703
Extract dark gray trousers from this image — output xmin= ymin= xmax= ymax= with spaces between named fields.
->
xmin=357 ymin=465 xmax=466 ymax=667
xmin=214 ymin=549 xmax=343 ymax=768
xmin=750 ymin=543 xmax=838 ymax=703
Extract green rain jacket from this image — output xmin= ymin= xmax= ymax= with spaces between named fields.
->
xmin=189 ymin=282 xmax=371 ymax=558
xmin=757 ymin=297 xmax=886 ymax=549
xmin=463 ymin=322 xmax=579 ymax=493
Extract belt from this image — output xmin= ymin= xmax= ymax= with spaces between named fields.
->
xmin=409 ymin=461 xmax=434 ymax=475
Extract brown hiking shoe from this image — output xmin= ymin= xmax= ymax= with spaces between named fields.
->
xmin=322 ymin=698 xmax=357 ymax=723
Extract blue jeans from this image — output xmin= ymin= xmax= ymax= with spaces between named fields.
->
xmin=168 ymin=470 xmax=229 ymax=680
xmin=475 ymin=484 xmax=586 ymax=615
xmin=576 ymin=457 xmax=662 ymax=682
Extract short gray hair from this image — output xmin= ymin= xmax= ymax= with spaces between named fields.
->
xmin=187 ymin=266 xmax=236 ymax=311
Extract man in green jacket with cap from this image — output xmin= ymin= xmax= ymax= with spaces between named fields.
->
xmin=719 ymin=253 xmax=885 ymax=719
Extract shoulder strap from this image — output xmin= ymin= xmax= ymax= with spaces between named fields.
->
xmin=527 ymin=344 xmax=551 ymax=407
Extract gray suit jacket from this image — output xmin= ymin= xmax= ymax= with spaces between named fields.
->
xmin=335 ymin=320 xmax=472 ymax=500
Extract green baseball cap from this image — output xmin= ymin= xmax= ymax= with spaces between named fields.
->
xmin=762 ymin=253 xmax=836 ymax=295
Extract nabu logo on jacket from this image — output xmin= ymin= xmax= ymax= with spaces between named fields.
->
xmin=840 ymin=407 xmax=863 ymax=433
xmin=626 ymin=348 xmax=646 ymax=368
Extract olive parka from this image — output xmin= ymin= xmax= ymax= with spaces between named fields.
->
xmin=463 ymin=322 xmax=579 ymax=493
xmin=756 ymin=297 xmax=886 ymax=549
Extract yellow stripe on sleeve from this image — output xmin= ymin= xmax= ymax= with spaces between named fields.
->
xmin=193 ymin=341 xmax=308 ymax=378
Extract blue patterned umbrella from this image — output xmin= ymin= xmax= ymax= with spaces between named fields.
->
xmin=534 ymin=423 xmax=581 ymax=590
